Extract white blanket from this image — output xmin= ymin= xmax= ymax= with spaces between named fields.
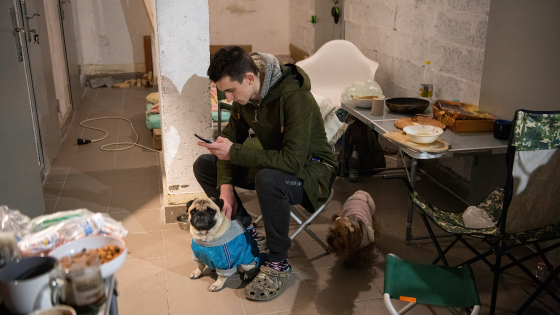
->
xmin=312 ymin=93 xmax=347 ymax=147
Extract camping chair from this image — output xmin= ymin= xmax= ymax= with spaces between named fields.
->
xmin=253 ymin=189 xmax=334 ymax=252
xmin=383 ymin=109 xmax=560 ymax=315
xmin=384 ymin=254 xmax=481 ymax=315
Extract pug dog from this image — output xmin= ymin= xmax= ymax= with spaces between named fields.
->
xmin=187 ymin=197 xmax=264 ymax=292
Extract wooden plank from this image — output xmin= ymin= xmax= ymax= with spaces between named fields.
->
xmin=142 ymin=0 xmax=155 ymax=32
xmin=289 ymin=44 xmax=309 ymax=63
xmin=383 ymin=131 xmax=450 ymax=153
xmin=144 ymin=36 xmax=153 ymax=75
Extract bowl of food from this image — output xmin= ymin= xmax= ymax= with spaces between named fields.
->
xmin=351 ymin=95 xmax=379 ymax=109
xmin=385 ymin=97 xmax=430 ymax=114
xmin=49 ymin=235 xmax=127 ymax=278
xmin=403 ymin=124 xmax=443 ymax=144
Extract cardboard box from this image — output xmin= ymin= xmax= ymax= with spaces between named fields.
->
xmin=433 ymin=100 xmax=495 ymax=133
xmin=152 ymin=128 xmax=162 ymax=150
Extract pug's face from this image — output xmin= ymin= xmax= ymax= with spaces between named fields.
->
xmin=186 ymin=197 xmax=224 ymax=232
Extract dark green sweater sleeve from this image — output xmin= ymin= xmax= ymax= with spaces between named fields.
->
xmin=229 ymin=93 xmax=313 ymax=175
xmin=216 ymin=103 xmax=250 ymax=187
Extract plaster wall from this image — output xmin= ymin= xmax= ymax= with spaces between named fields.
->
xmin=155 ymin=0 xmax=211 ymax=202
xmin=73 ymin=0 xmax=151 ymax=75
xmin=43 ymin=1 xmax=72 ymax=121
xmin=314 ymin=0 xmax=345 ymax=51
xmin=289 ymin=0 xmax=316 ymax=55
xmin=210 ymin=0 xmax=289 ymax=55
xmin=479 ymin=0 xmax=560 ymax=120
xmin=345 ymin=0 xmax=490 ymax=106
xmin=344 ymin=0 xmax=491 ymax=183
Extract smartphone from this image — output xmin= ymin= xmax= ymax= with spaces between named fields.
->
xmin=194 ymin=133 xmax=212 ymax=143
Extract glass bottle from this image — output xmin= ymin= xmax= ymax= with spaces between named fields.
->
xmin=419 ymin=60 xmax=434 ymax=104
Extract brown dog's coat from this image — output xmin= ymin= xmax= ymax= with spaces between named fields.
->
xmin=326 ymin=191 xmax=380 ymax=267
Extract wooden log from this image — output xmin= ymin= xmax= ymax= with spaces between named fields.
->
xmin=144 ymin=36 xmax=153 ymax=75
xmin=143 ymin=0 xmax=155 ymax=32
xmin=113 ymin=82 xmax=131 ymax=89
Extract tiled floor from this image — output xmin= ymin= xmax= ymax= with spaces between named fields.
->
xmin=43 ymin=87 xmax=559 ymax=315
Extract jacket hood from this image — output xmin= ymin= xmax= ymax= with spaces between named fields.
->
xmin=264 ymin=64 xmax=311 ymax=104
xmin=262 ymin=64 xmax=312 ymax=133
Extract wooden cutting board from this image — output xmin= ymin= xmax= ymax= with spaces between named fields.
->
xmin=394 ymin=116 xmax=446 ymax=130
xmin=383 ymin=131 xmax=450 ymax=153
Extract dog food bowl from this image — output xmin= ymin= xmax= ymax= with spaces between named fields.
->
xmin=403 ymin=124 xmax=443 ymax=144
xmin=49 ymin=235 xmax=127 ymax=279
xmin=177 ymin=214 xmax=190 ymax=231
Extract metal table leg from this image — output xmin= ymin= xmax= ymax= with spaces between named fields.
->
xmin=404 ymin=157 xmax=453 ymax=244
xmin=109 ymin=279 xmax=119 ymax=315
xmin=404 ymin=158 xmax=418 ymax=245
xmin=339 ymin=111 xmax=347 ymax=177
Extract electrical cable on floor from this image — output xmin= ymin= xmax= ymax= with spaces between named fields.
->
xmin=77 ymin=117 xmax=160 ymax=152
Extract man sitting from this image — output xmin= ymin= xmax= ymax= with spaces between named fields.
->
xmin=195 ymin=46 xmax=336 ymax=300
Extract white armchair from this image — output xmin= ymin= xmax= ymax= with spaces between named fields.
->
xmin=296 ymin=40 xmax=379 ymax=107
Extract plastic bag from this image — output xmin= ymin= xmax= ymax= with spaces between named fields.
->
xmin=341 ymin=80 xmax=384 ymax=104
xmin=18 ymin=209 xmax=128 ymax=256
xmin=18 ymin=212 xmax=106 ymax=256
xmin=463 ymin=206 xmax=495 ymax=229
xmin=0 ymin=232 xmax=22 ymax=268
xmin=28 ymin=209 xmax=90 ymax=233
xmin=0 ymin=205 xmax=31 ymax=241
xmin=100 ymin=214 xmax=128 ymax=238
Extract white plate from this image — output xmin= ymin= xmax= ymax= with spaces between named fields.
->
xmin=49 ymin=235 xmax=127 ymax=279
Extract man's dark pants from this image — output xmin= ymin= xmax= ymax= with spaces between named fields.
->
xmin=193 ymin=154 xmax=312 ymax=262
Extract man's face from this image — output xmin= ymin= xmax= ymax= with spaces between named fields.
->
xmin=215 ymin=73 xmax=257 ymax=105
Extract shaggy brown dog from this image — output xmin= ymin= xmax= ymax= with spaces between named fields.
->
xmin=326 ymin=191 xmax=380 ymax=267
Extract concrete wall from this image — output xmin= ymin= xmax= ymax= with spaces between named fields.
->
xmin=73 ymin=0 xmax=151 ymax=75
xmin=156 ymin=0 xmax=211 ymax=204
xmin=314 ymin=0 xmax=345 ymax=51
xmin=43 ymin=1 xmax=72 ymax=122
xmin=479 ymin=0 xmax=560 ymax=120
xmin=289 ymin=0 xmax=316 ymax=55
xmin=345 ymin=0 xmax=490 ymax=105
xmin=210 ymin=0 xmax=289 ymax=55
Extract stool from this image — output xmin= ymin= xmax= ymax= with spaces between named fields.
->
xmin=253 ymin=189 xmax=334 ymax=252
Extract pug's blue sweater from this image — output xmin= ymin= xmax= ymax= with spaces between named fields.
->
xmin=191 ymin=220 xmax=264 ymax=277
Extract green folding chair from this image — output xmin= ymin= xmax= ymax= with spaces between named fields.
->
xmin=384 ymin=254 xmax=481 ymax=315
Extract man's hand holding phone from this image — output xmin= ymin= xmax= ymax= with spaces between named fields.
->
xmin=197 ymin=136 xmax=233 ymax=160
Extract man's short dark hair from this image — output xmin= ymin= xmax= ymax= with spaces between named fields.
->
xmin=207 ymin=46 xmax=258 ymax=84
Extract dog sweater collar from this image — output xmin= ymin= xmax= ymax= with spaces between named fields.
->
xmin=193 ymin=219 xmax=245 ymax=247
xmin=359 ymin=225 xmax=376 ymax=248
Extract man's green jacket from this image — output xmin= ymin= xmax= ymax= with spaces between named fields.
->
xmin=218 ymin=64 xmax=337 ymax=211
